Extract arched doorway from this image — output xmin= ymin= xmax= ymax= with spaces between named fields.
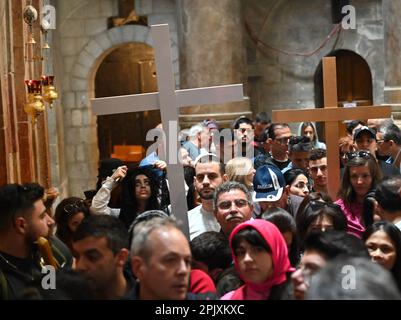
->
xmin=95 ymin=43 xmax=161 ymax=160
xmin=314 ymin=50 xmax=373 ymax=139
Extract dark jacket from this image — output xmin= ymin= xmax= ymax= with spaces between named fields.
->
xmin=123 ymin=281 xmax=217 ymax=300
xmin=0 ymin=236 xmax=72 ymax=300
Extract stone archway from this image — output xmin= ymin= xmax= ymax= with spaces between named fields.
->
xmin=65 ymin=25 xmax=179 ymax=196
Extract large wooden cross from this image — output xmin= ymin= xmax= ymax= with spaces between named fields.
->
xmin=91 ymin=24 xmax=244 ymax=237
xmin=272 ymin=57 xmax=391 ymax=200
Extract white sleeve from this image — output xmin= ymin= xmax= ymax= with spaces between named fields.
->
xmin=90 ymin=177 xmax=121 ymax=217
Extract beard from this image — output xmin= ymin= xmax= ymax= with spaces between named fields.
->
xmin=199 ymin=188 xmax=215 ymax=200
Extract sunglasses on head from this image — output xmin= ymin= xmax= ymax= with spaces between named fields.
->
xmin=64 ymin=199 xmax=86 ymax=214
xmin=307 ymin=200 xmax=341 ymax=212
xmin=345 ymin=150 xmax=372 ymax=160
xmin=289 ymin=136 xmax=311 ymax=145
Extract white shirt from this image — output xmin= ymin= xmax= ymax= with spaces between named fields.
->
xmin=395 ymin=220 xmax=401 ymax=232
xmin=188 ymin=204 xmax=221 ymax=241
xmin=90 ymin=177 xmax=120 ymax=218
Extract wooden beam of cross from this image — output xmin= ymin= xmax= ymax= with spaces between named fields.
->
xmin=272 ymin=57 xmax=391 ymax=201
xmin=91 ymin=24 xmax=244 ymax=238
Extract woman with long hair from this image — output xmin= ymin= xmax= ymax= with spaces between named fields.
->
xmin=224 ymin=157 xmax=255 ymax=190
xmin=335 ymin=151 xmax=382 ymax=238
xmin=363 ymin=221 xmax=401 ymax=291
xmin=91 ymin=166 xmax=161 ymax=229
xmin=55 ymin=197 xmax=90 ymax=252
xmin=298 ymin=122 xmax=326 ymax=150
xmin=221 ymin=219 xmax=294 ymax=300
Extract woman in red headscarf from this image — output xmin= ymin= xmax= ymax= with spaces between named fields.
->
xmin=221 ymin=219 xmax=294 ymax=300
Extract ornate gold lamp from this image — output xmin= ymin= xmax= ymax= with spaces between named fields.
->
xmin=24 ymin=80 xmax=45 ymax=123
xmin=23 ymin=4 xmax=58 ymax=122
xmin=41 ymin=75 xmax=58 ymax=107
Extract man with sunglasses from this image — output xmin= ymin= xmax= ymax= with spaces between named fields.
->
xmin=376 ymin=123 xmax=401 ymax=172
xmin=213 ymin=182 xmax=253 ymax=238
xmin=254 ymin=123 xmax=292 ymax=171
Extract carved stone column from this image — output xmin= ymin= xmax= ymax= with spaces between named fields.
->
xmin=176 ymin=0 xmax=251 ymax=127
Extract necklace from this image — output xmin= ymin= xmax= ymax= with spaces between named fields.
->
xmin=0 ymin=252 xmax=35 ymax=281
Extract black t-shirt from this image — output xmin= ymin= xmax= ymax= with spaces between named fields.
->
xmin=0 ymin=250 xmax=43 ymax=300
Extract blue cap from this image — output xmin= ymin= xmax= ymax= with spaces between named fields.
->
xmin=253 ymin=165 xmax=285 ymax=202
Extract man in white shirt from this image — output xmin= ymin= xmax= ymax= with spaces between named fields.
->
xmin=188 ymin=154 xmax=224 ymax=240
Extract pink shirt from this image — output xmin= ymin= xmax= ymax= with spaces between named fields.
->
xmin=335 ymin=198 xmax=365 ymax=238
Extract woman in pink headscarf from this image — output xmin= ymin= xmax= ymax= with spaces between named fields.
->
xmin=221 ymin=219 xmax=294 ymax=300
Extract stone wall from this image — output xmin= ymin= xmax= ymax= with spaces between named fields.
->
xmin=243 ymin=0 xmax=385 ymax=131
xmin=55 ymin=0 xmax=179 ymax=197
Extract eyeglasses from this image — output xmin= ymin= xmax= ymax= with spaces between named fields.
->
xmin=346 ymin=150 xmax=372 ymax=160
xmin=309 ymin=165 xmax=327 ymax=174
xmin=64 ymin=199 xmax=86 ymax=214
xmin=274 ymin=136 xmax=291 ymax=145
xmin=217 ymin=199 xmax=250 ymax=210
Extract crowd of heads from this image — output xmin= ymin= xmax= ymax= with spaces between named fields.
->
xmin=2 ymin=114 xmax=401 ymax=300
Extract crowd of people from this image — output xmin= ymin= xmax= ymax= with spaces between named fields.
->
xmin=1 ymin=113 xmax=401 ymax=300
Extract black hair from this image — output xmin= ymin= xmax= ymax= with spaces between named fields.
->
xmin=362 ymin=190 xmax=376 ymax=229
xmin=96 ymin=158 xmax=124 ymax=190
xmin=304 ymin=230 xmax=368 ymax=260
xmin=375 ymin=177 xmax=401 ymax=213
xmin=362 ymin=221 xmax=401 ymax=291
xmin=231 ymin=227 xmax=271 ymax=254
xmin=183 ymin=165 xmax=195 ymax=188
xmin=284 ymin=168 xmax=309 ymax=186
xmin=346 ymin=120 xmax=365 ymax=135
xmin=54 ymin=197 xmax=90 ymax=250
xmin=195 ymin=154 xmax=225 ymax=175
xmin=309 ymin=148 xmax=326 ymax=161
xmin=215 ymin=266 xmax=243 ymax=297
xmin=296 ymin=199 xmax=347 ymax=250
xmin=288 ymin=136 xmax=312 ymax=153
xmin=119 ymin=167 xmax=161 ymax=229
xmin=0 ymin=183 xmax=44 ymax=231
xmin=73 ymin=215 xmax=129 ymax=255
xmin=190 ymin=231 xmax=232 ymax=271
xmin=268 ymin=123 xmax=290 ymax=141
xmin=232 ymin=116 xmax=254 ymax=130
xmin=261 ymin=207 xmax=299 ymax=266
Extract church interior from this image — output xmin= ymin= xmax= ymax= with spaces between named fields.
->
xmin=0 ymin=0 xmax=400 ymax=198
